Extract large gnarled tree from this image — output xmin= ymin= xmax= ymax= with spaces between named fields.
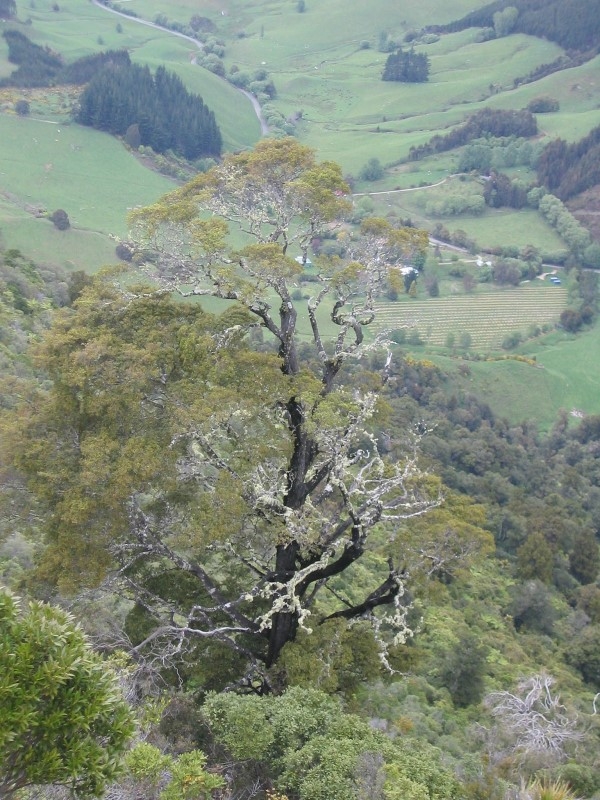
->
xmin=16 ymin=139 xmax=436 ymax=689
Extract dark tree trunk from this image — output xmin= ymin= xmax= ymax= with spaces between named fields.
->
xmin=265 ymin=541 xmax=300 ymax=667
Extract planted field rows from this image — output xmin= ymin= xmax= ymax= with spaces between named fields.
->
xmin=371 ymin=286 xmax=568 ymax=350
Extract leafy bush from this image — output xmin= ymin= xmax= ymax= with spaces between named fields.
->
xmin=527 ymin=96 xmax=560 ymax=113
xmin=359 ymin=157 xmax=384 ymax=182
xmin=0 ymin=592 xmax=133 ymax=797
xmin=50 ymin=208 xmax=70 ymax=230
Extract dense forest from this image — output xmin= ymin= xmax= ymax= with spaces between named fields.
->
xmin=537 ymin=125 xmax=600 ymax=201
xmin=76 ymin=62 xmax=222 ymax=159
xmin=408 ymin=108 xmax=538 ymax=161
xmin=429 ymin=0 xmax=600 ymax=51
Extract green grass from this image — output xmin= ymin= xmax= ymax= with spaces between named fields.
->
xmin=437 ymin=322 xmax=600 ymax=431
xmin=0 ymin=210 xmax=120 ymax=272
xmin=0 ymin=113 xmax=175 ymax=270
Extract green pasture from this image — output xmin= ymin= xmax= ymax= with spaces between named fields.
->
xmin=439 ymin=209 xmax=567 ymax=253
xmin=367 ymin=183 xmax=568 ymax=252
xmin=268 ymin=34 xmax=565 ymax=171
xmin=2 ymin=0 xmax=260 ymax=151
xmin=221 ymin=0 xmax=483 ymax=55
xmin=0 ymin=113 xmax=174 ymax=269
xmin=370 ymin=283 xmax=567 ymax=350
xmin=0 ymin=209 xmax=120 ymax=271
xmin=437 ymin=321 xmax=600 ymax=430
xmin=493 ymin=53 xmax=600 ymax=113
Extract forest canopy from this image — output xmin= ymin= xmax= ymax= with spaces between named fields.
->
xmin=382 ymin=47 xmax=430 ymax=82
xmin=76 ymin=62 xmax=222 ymax=159
xmin=429 ymin=0 xmax=600 ymax=51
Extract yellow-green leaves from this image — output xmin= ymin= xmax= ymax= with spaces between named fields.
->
xmin=125 ymin=744 xmax=224 ymax=800
xmin=0 ymin=592 xmax=134 ymax=798
xmin=235 ymin=243 xmax=302 ymax=281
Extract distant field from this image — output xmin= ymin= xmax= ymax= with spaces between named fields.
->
xmin=0 ymin=113 xmax=174 ymax=270
xmin=1 ymin=0 xmax=599 ymax=258
xmin=433 ymin=321 xmax=600 ymax=431
xmin=0 ymin=0 xmax=260 ymax=152
xmin=370 ymin=283 xmax=567 ymax=350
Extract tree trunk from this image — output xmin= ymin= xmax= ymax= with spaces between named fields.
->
xmin=265 ymin=541 xmax=300 ymax=667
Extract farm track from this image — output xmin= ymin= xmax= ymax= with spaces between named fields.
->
xmin=372 ymin=287 xmax=568 ymax=349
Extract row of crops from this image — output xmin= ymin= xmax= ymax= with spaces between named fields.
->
xmin=371 ymin=285 xmax=568 ymax=350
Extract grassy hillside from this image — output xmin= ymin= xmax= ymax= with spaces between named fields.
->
xmin=434 ymin=320 xmax=600 ymax=431
xmin=0 ymin=0 xmax=599 ymax=425
xmin=0 ymin=112 xmax=175 ymax=270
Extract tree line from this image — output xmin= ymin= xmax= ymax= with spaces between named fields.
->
xmin=428 ymin=0 xmax=600 ymax=51
xmin=537 ymin=124 xmax=600 ymax=201
xmin=0 ymin=31 xmax=131 ymax=88
xmin=76 ymin=62 xmax=222 ymax=159
xmin=409 ymin=108 xmax=537 ymax=161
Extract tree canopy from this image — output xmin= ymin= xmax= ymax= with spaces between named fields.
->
xmin=76 ymin=63 xmax=222 ymax=159
xmin=382 ymin=47 xmax=430 ymax=83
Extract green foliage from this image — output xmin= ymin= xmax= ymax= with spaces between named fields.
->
xmin=509 ymin=580 xmax=556 ymax=634
xmin=410 ymin=109 xmax=537 ymax=162
xmin=438 ymin=631 xmax=487 ymax=707
xmin=0 ymin=30 xmax=62 ymax=87
xmin=538 ymin=194 xmax=591 ymax=255
xmin=276 ymin=620 xmax=382 ymax=694
xmin=537 ymin=126 xmax=600 ymax=203
xmin=50 ymin=208 xmax=70 ymax=230
xmin=493 ymin=6 xmax=518 ymax=37
xmin=203 ymin=687 xmax=461 ymax=800
xmin=14 ymin=99 xmax=30 ymax=116
xmin=566 ymin=625 xmax=600 ymax=686
xmin=77 ymin=63 xmax=222 ymax=159
xmin=359 ymin=157 xmax=384 ymax=182
xmin=125 ymin=743 xmax=224 ymax=800
xmin=569 ymin=529 xmax=600 ymax=585
xmin=527 ymin=96 xmax=560 ymax=114
xmin=0 ymin=591 xmax=134 ymax=798
xmin=517 ymin=532 xmax=554 ymax=583
xmin=12 ymin=280 xmax=275 ymax=591
xmin=382 ymin=47 xmax=430 ymax=83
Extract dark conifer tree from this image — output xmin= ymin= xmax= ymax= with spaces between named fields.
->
xmin=0 ymin=0 xmax=16 ymax=17
xmin=382 ymin=47 xmax=430 ymax=82
xmin=75 ymin=62 xmax=221 ymax=159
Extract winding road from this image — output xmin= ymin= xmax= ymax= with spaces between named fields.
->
xmin=90 ymin=0 xmax=269 ymax=135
